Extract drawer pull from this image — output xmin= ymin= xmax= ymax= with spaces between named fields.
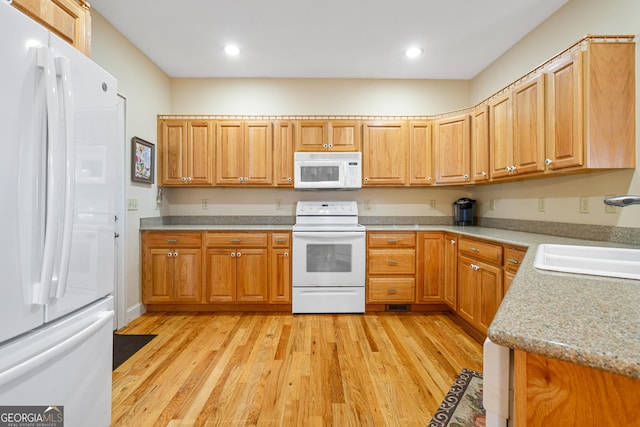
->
xmin=167 ymin=239 xmax=178 ymax=243
xmin=388 ymin=239 xmax=398 ymax=243
xmin=388 ymin=261 xmax=398 ymax=266
xmin=387 ymin=289 xmax=398 ymax=294
xmin=508 ymin=258 xmax=521 ymax=265
xmin=469 ymin=247 xmax=479 ymax=252
xmin=275 ymin=239 xmax=286 ymax=243
xmin=230 ymin=239 xmax=241 ymax=243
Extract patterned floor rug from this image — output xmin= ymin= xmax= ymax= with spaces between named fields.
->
xmin=428 ymin=369 xmax=486 ymax=427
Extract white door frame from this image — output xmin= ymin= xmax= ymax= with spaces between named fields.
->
xmin=115 ymin=94 xmax=127 ymax=330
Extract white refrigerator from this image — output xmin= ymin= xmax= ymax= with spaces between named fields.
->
xmin=0 ymin=2 xmax=117 ymax=426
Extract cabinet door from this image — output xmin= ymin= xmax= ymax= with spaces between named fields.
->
xmin=513 ymin=75 xmax=545 ymax=176
xmin=187 ymin=121 xmax=214 ymax=185
xmin=362 ymin=121 xmax=407 ymax=185
xmin=143 ymin=249 xmax=175 ymax=303
xmin=173 ymin=249 xmax=202 ymax=302
xmin=416 ymin=232 xmax=444 ymax=303
xmin=270 ymin=248 xmax=291 ymax=303
xmin=205 ymin=249 xmax=237 ymax=302
xmin=434 ymin=114 xmax=471 ymax=184
xmin=236 ymin=248 xmax=269 ymax=302
xmin=159 ymin=120 xmax=188 ymax=185
xmin=12 ymin=0 xmax=91 ymax=55
xmin=457 ymin=256 xmax=478 ymax=326
xmin=546 ymin=51 xmax=584 ymax=171
xmin=329 ymin=121 xmax=361 ymax=151
xmin=216 ymin=121 xmax=245 ymax=185
xmin=443 ymin=234 xmax=458 ymax=310
xmin=245 ymin=121 xmax=273 ymax=185
xmin=489 ymin=93 xmax=514 ymax=179
xmin=294 ymin=121 xmax=328 ymax=151
xmin=471 ymin=107 xmax=490 ymax=183
xmin=409 ymin=121 xmax=434 ymax=185
xmin=477 ymin=262 xmax=503 ymax=334
xmin=274 ymin=121 xmax=294 ymax=186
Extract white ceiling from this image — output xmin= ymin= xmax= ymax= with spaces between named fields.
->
xmin=90 ymin=0 xmax=569 ymax=80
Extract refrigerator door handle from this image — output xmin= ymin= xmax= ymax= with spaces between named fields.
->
xmin=0 ymin=310 xmax=113 ymax=388
xmin=53 ymin=55 xmax=75 ymax=299
xmin=33 ymin=46 xmax=62 ymax=305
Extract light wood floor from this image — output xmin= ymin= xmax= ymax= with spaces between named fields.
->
xmin=112 ymin=311 xmax=483 ymax=427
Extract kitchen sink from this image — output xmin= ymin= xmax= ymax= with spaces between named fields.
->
xmin=534 ymin=244 xmax=640 ymax=280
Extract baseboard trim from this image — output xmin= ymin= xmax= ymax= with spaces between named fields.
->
xmin=126 ymin=303 xmax=146 ymax=325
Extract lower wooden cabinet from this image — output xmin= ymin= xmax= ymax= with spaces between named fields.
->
xmin=141 ymin=230 xmax=291 ymax=307
xmin=457 ymin=255 xmax=503 ymax=334
xmin=366 ymin=232 xmax=416 ymax=303
xmin=443 ymin=234 xmax=458 ymax=310
xmin=141 ymin=232 xmax=203 ymax=304
xmin=416 ymin=232 xmax=444 ymax=303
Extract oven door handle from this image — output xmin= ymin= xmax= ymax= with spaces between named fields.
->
xmin=293 ymin=232 xmax=365 ymax=239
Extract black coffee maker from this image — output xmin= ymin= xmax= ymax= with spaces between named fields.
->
xmin=453 ymin=198 xmax=476 ymax=226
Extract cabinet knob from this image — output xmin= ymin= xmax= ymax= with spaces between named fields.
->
xmin=427 ymin=177 xmax=433 ymax=182
xmin=328 ymin=144 xmax=333 ymax=149
xmin=481 ymin=171 xmax=487 ymax=177
xmin=173 ymin=252 xmax=178 ymax=257
xmin=238 ymin=177 xmax=243 ymax=182
xmin=364 ymin=177 xmax=369 ymax=182
xmin=511 ymin=166 xmax=516 ymax=173
xmin=244 ymin=177 xmax=249 ymax=182
xmin=287 ymin=177 xmax=292 ymax=182
xmin=187 ymin=177 xmax=192 ymax=182
xmin=464 ymin=174 xmax=469 ymax=179
xmin=231 ymin=252 xmax=236 ymax=257
xmin=167 ymin=252 xmax=173 ymax=257
xmin=236 ymin=252 xmax=242 ymax=257
xmin=181 ymin=177 xmax=187 ymax=182
xmin=284 ymin=252 xmax=289 ymax=257
xmin=545 ymin=159 xmax=552 ymax=165
xmin=470 ymin=264 xmax=480 ymax=271
xmin=323 ymin=143 xmax=328 ymax=148
xmin=450 ymin=240 xmax=456 ymax=245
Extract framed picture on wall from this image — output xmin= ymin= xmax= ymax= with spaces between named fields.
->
xmin=131 ymin=137 xmax=154 ymax=184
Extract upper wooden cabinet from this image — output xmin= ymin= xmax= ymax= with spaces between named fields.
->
xmin=433 ymin=114 xmax=471 ymax=185
xmin=274 ymin=121 xmax=294 ymax=186
xmin=490 ymin=74 xmax=545 ymax=180
xmin=545 ymin=40 xmax=635 ymax=172
xmin=158 ymin=119 xmax=214 ymax=186
xmin=12 ymin=0 xmax=91 ymax=55
xmin=408 ymin=121 xmax=435 ymax=185
xmin=362 ymin=121 xmax=408 ymax=186
xmin=471 ymin=106 xmax=490 ymax=183
xmin=294 ymin=120 xmax=361 ymax=152
xmin=216 ymin=120 xmax=273 ymax=186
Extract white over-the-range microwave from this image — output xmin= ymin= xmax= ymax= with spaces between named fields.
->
xmin=294 ymin=152 xmax=362 ymax=189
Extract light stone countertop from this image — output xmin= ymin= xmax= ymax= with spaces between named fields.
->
xmin=141 ymin=221 xmax=640 ymax=380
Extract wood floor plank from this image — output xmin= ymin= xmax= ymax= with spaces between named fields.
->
xmin=112 ymin=311 xmax=483 ymax=426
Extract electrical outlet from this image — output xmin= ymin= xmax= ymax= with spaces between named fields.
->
xmin=538 ymin=198 xmax=545 ymax=212
xmin=275 ymin=199 xmax=283 ymax=210
xmin=202 ymin=199 xmax=208 ymax=210
xmin=364 ymin=199 xmax=372 ymax=210
xmin=127 ymin=198 xmax=138 ymax=211
xmin=579 ymin=196 xmax=590 ymax=214
xmin=429 ymin=200 xmax=436 ymax=210
xmin=489 ymin=199 xmax=495 ymax=211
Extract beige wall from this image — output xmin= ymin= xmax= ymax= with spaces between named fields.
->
xmin=91 ymin=12 xmax=172 ymax=318
xmin=470 ymin=0 xmax=640 ymax=229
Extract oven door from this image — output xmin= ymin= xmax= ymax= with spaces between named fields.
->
xmin=292 ymin=231 xmax=365 ymax=287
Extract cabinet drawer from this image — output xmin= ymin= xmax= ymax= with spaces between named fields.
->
xmin=206 ymin=232 xmax=268 ymax=248
xmin=143 ymin=231 xmax=202 ymax=247
xmin=368 ymin=232 xmax=416 ymax=248
xmin=368 ymin=249 xmax=416 ymax=275
xmin=504 ymin=246 xmax=526 ymax=272
xmin=271 ymin=232 xmax=291 ymax=248
xmin=458 ymin=238 xmax=503 ymax=266
xmin=367 ymin=278 xmax=415 ymax=302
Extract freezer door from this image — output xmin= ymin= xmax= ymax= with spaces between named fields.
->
xmin=0 ymin=296 xmax=114 ymax=426
xmin=45 ymin=35 xmax=118 ymax=322
xmin=0 ymin=2 xmax=50 ymax=343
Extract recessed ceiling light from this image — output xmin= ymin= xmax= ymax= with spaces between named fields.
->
xmin=224 ymin=44 xmax=241 ymax=56
xmin=404 ymin=47 xmax=423 ymax=58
